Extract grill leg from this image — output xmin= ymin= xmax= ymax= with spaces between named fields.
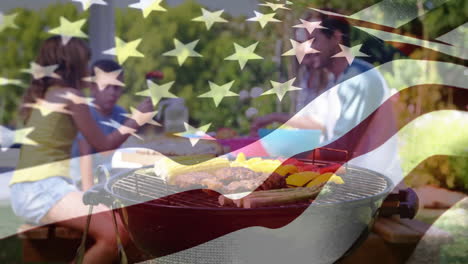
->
xmin=111 ymin=203 xmax=128 ymax=264
xmin=75 ymin=205 xmax=94 ymax=264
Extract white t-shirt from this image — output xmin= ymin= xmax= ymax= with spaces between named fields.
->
xmin=296 ymin=71 xmax=341 ymax=142
xmin=293 ymin=59 xmax=403 ymax=182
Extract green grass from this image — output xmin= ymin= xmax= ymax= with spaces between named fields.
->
xmin=0 ymin=205 xmax=24 ymax=263
xmin=0 ymin=204 xmax=23 ymax=237
xmin=0 ymin=205 xmax=62 ymax=263
xmin=416 ymin=200 xmax=468 ymax=264
xmin=399 ymin=110 xmax=468 ymax=189
xmin=435 ymin=202 xmax=468 ymax=264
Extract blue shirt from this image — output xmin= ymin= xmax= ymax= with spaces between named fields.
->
xmin=70 ymin=105 xmax=127 ymax=183
xmin=71 ymin=105 xmax=127 ymax=157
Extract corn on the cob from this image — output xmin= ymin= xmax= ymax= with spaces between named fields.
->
xmin=154 ymin=156 xmax=230 ymax=184
xmin=306 ymin=173 xmax=345 ymax=187
xmin=275 ymin=164 xmax=298 ymax=176
xmin=286 ymin=171 xmax=320 ymax=187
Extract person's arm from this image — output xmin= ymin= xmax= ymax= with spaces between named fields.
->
xmin=288 ymin=90 xmax=333 ymax=132
xmin=286 ymin=114 xmax=324 ymax=130
xmin=250 ymin=112 xmax=324 ymax=136
xmin=250 ymin=113 xmax=289 ymax=135
xmin=66 ymin=89 xmax=153 ymax=152
xmin=78 ymin=139 xmax=94 ymax=191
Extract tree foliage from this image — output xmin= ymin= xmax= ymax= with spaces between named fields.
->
xmin=0 ymin=0 xmax=467 ymax=189
xmin=0 ymin=3 xmax=87 ymax=125
xmin=115 ymin=1 xmax=279 ymax=133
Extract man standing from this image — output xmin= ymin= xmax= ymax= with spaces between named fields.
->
xmin=251 ymin=12 xmax=400 ymax=177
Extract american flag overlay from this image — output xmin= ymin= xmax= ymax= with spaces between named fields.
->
xmin=0 ymin=0 xmax=466 ymax=263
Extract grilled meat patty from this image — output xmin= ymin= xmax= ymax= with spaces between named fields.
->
xmin=172 ymin=167 xmax=287 ymax=193
xmin=173 ymin=171 xmax=213 ymax=188
xmin=213 ymin=167 xmax=258 ymax=182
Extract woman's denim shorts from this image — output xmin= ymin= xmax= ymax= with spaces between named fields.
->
xmin=10 ymin=177 xmax=78 ymax=225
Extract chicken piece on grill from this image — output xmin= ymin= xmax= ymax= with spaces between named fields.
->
xmin=213 ymin=167 xmax=258 ymax=182
xmin=212 ymin=167 xmax=237 ymax=182
xmin=173 ymin=168 xmax=287 ymax=194
xmin=173 ymin=172 xmax=214 ymax=189
xmin=224 ymin=179 xmax=260 ymax=193
xmin=200 ymin=178 xmax=224 ymax=190
xmin=237 ymin=168 xmax=259 ymax=180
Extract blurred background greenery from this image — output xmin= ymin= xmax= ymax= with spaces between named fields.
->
xmin=0 ymin=0 xmax=466 ymax=191
xmin=0 ymin=0 xmax=466 ymax=262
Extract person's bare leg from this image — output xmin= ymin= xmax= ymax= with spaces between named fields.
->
xmin=41 ymin=191 xmax=129 ymax=264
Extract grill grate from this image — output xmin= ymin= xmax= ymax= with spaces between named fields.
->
xmin=110 ymin=159 xmax=389 ymax=208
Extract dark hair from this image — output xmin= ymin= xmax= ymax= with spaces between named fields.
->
xmin=20 ymin=36 xmax=91 ymax=121
xmin=319 ymin=14 xmax=351 ymax=46
xmin=302 ymin=10 xmax=351 ymax=46
xmin=91 ymin=59 xmax=122 ymax=74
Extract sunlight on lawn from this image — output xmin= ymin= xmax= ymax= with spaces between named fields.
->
xmin=399 ymin=110 xmax=468 ymax=179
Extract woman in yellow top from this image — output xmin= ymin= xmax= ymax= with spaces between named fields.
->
xmin=10 ymin=36 xmax=153 ymax=263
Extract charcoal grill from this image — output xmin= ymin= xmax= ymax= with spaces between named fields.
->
xmin=84 ymin=157 xmax=418 ymax=264
xmin=110 ymin=161 xmax=388 ymax=207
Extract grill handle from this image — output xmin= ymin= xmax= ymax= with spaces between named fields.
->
xmin=83 ymin=183 xmax=115 ymax=207
xmin=379 ymin=188 xmax=419 ymax=219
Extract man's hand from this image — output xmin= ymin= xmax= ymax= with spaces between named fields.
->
xmin=250 ymin=113 xmax=288 ymax=136
xmin=136 ymin=97 xmax=154 ymax=114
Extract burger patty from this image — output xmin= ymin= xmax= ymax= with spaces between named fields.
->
xmin=172 ymin=167 xmax=286 ymax=193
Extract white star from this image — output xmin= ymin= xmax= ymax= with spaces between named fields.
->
xmin=163 ymin=39 xmax=203 ymax=66
xmin=224 ymin=42 xmax=263 ymax=70
xmin=282 ymin=38 xmax=319 ymax=64
xmin=198 ymin=81 xmax=238 ymax=107
xmin=308 ymin=8 xmax=347 ymax=18
xmin=0 ymin=12 xmax=19 ymax=32
xmin=0 ymin=77 xmax=24 ymax=87
xmin=192 ymin=8 xmax=228 ymax=30
xmin=247 ymin=11 xmax=281 ymax=28
xmin=331 ymin=44 xmax=369 ymax=65
xmin=103 ymin=37 xmax=144 ymax=64
xmin=0 ymin=126 xmax=37 ymax=152
xmin=72 ymin=0 xmax=107 ymax=11
xmin=101 ymin=119 xmax=143 ymax=140
xmin=293 ymin=19 xmax=327 ymax=34
xmin=174 ymin=122 xmax=215 ymax=146
xmin=121 ymin=107 xmax=161 ymax=126
xmin=129 ymin=0 xmax=166 ymax=18
xmin=262 ymin=78 xmax=301 ymax=101
xmin=258 ymin=2 xmax=290 ymax=11
xmin=48 ymin=16 xmax=88 ymax=45
xmin=21 ymin=62 xmax=61 ymax=80
xmin=58 ymin=91 xmax=98 ymax=108
xmin=24 ymin=98 xmax=72 ymax=116
xmin=276 ymin=0 xmax=293 ymax=4
xmin=136 ymin=80 xmax=177 ymax=107
xmin=82 ymin=67 xmax=125 ymax=91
